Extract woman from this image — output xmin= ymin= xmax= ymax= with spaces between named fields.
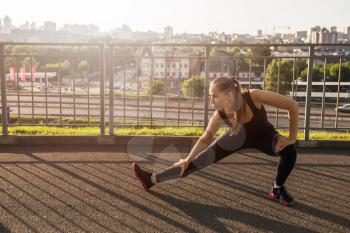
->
xmin=132 ymin=76 xmax=299 ymax=207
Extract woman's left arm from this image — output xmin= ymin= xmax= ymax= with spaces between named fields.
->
xmin=250 ymin=89 xmax=299 ymax=143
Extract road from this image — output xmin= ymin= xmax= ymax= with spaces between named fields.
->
xmin=4 ymin=93 xmax=350 ymax=129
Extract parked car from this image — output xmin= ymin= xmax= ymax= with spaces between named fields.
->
xmin=335 ymin=104 xmax=350 ymax=113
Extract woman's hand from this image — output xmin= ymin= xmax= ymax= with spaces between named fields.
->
xmin=275 ymin=135 xmax=296 ymax=153
xmin=170 ymin=158 xmax=190 ymax=177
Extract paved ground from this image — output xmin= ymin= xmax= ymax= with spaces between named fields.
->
xmin=0 ymin=145 xmax=349 ymax=233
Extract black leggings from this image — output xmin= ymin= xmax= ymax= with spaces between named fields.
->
xmin=155 ymin=127 xmax=297 ymax=186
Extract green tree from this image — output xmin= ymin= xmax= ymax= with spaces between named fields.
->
xmin=4 ymin=57 xmax=16 ymax=72
xmin=46 ymin=60 xmax=72 ymax=75
xmin=181 ymin=76 xmax=204 ymax=97
xmin=300 ymin=62 xmax=350 ymax=82
xmin=145 ymin=80 xmax=166 ymax=95
xmin=294 ymin=59 xmax=308 ymax=79
xmin=329 ymin=62 xmax=350 ymax=82
xmin=300 ymin=65 xmax=325 ymax=82
xmin=342 ymin=62 xmax=350 ymax=82
xmin=246 ymin=46 xmax=272 ymax=67
xmin=21 ymin=57 xmax=40 ymax=69
xmin=264 ymin=59 xmax=293 ymax=95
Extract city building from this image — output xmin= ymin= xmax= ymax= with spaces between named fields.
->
xmin=296 ymin=31 xmax=307 ymax=42
xmin=2 ymin=15 xmax=13 ymax=34
xmin=257 ymin=29 xmax=263 ymax=36
xmin=44 ymin=21 xmax=56 ymax=31
xmin=164 ymin=26 xmax=173 ymax=41
xmin=311 ymin=27 xmax=337 ymax=43
xmin=137 ymin=46 xmax=201 ymax=92
xmin=111 ymin=25 xmax=132 ymax=40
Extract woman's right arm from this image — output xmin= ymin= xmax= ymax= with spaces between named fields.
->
xmin=184 ymin=111 xmax=222 ymax=164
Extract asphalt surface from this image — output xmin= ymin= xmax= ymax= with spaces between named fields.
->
xmin=0 ymin=145 xmax=349 ymax=233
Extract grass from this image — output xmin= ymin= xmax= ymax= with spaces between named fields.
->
xmin=2 ymin=115 xmax=349 ymax=139
xmin=7 ymin=126 xmax=100 ymax=135
xmin=1 ymin=125 xmax=350 ymax=140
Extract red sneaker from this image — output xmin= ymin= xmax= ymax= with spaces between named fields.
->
xmin=132 ymin=163 xmax=154 ymax=191
xmin=268 ymin=186 xmax=296 ymax=207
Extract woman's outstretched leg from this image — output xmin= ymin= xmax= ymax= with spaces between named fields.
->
xmin=133 ymin=127 xmax=248 ymax=191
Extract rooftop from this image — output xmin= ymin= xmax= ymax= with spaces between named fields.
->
xmin=0 ymin=145 xmax=348 ymax=232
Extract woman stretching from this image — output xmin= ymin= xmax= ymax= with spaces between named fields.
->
xmin=132 ymin=76 xmax=299 ymax=206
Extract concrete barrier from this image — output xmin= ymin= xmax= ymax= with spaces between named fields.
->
xmin=0 ymin=135 xmax=348 ymax=149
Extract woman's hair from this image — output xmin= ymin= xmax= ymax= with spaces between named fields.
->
xmin=210 ymin=76 xmax=247 ymax=135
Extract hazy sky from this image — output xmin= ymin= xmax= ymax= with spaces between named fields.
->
xmin=1 ymin=0 xmax=350 ymax=34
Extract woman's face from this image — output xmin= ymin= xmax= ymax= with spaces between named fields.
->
xmin=209 ymin=84 xmax=232 ymax=111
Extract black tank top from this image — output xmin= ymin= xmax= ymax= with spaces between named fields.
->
xmin=218 ymin=90 xmax=275 ymax=139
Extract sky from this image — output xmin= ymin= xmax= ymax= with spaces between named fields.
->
xmin=1 ymin=0 xmax=350 ymax=34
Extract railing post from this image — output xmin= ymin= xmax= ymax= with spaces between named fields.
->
xmin=204 ymin=46 xmax=210 ymax=129
xmin=100 ymin=44 xmax=106 ymax=135
xmin=108 ymin=45 xmax=114 ymax=135
xmin=304 ymin=45 xmax=314 ymax=140
xmin=0 ymin=44 xmax=8 ymax=135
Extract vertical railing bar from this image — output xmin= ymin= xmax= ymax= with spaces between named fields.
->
xmin=262 ymin=58 xmax=266 ymax=90
xmin=123 ymin=62 xmax=126 ymax=125
xmin=150 ymin=56 xmax=154 ymax=126
xmin=204 ymin=46 xmax=210 ymax=129
xmin=30 ymin=56 xmax=34 ymax=124
xmin=304 ymin=45 xmax=314 ymax=140
xmin=59 ymin=59 xmax=62 ymax=125
xmin=321 ymin=58 xmax=327 ymax=128
xmin=335 ymin=57 xmax=342 ymax=128
xmin=177 ymin=59 xmax=180 ymax=127
xmin=191 ymin=57 xmax=195 ymax=127
xmin=136 ymin=53 xmax=140 ymax=126
xmin=87 ymin=61 xmax=91 ymax=125
xmin=73 ymin=58 xmax=76 ymax=122
xmin=291 ymin=58 xmax=296 ymax=100
xmin=45 ymin=63 xmax=48 ymax=125
xmin=108 ymin=45 xmax=114 ymax=135
xmin=275 ymin=58 xmax=280 ymax=127
xmin=0 ymin=44 xmax=8 ymax=135
xmin=248 ymin=58 xmax=252 ymax=89
xmin=15 ymin=57 xmax=21 ymax=124
xmin=235 ymin=57 xmax=238 ymax=76
xmin=164 ymin=55 xmax=167 ymax=126
xmin=99 ymin=44 xmax=106 ymax=135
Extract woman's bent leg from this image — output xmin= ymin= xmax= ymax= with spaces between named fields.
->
xmin=255 ymin=131 xmax=297 ymax=206
xmin=255 ymin=132 xmax=297 ymax=186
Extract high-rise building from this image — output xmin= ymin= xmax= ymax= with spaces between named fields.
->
xmin=311 ymin=27 xmax=337 ymax=43
xmin=120 ymin=24 xmax=132 ymax=39
xmin=3 ymin=15 xmax=12 ymax=28
xmin=30 ymin=22 xmax=36 ymax=30
xmin=44 ymin=21 xmax=56 ymax=31
xmin=296 ymin=31 xmax=307 ymax=40
xmin=257 ymin=29 xmax=262 ymax=36
xmin=164 ymin=26 xmax=173 ymax=41
xmin=2 ymin=15 xmax=12 ymax=33
xmin=19 ymin=21 xmax=30 ymax=30
xmin=311 ymin=31 xmax=319 ymax=43
xmin=63 ymin=24 xmax=99 ymax=36
xmin=311 ymin=26 xmax=321 ymax=32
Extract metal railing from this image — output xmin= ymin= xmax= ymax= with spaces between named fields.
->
xmin=1 ymin=42 xmax=350 ymax=139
